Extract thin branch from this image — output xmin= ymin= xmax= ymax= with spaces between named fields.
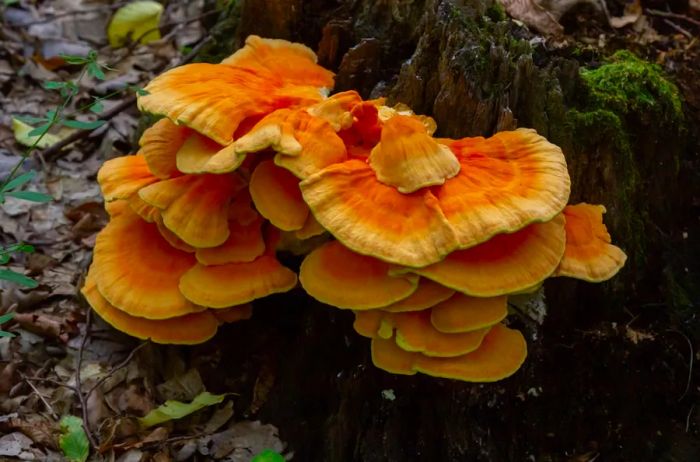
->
xmin=647 ymin=9 xmax=700 ymax=28
xmin=667 ymin=329 xmax=694 ymax=402
xmin=662 ymin=19 xmax=693 ymax=40
xmin=85 ymin=341 xmax=148 ymax=399
xmin=21 ymin=374 xmax=59 ymax=420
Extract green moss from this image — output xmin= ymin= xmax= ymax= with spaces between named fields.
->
xmin=580 ymin=50 xmax=683 ymax=122
xmin=484 ymin=2 xmax=507 ymax=22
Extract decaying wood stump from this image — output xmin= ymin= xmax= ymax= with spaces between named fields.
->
xmin=184 ymin=1 xmax=700 ymax=460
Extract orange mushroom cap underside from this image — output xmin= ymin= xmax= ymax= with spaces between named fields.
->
xmin=371 ymin=323 xmax=527 ymax=382
xmin=407 ymin=214 xmax=566 ymax=296
xmin=299 ymin=240 xmax=418 ymax=309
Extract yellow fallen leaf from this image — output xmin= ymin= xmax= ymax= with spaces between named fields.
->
xmin=12 ymin=118 xmax=62 ymax=149
xmin=138 ymin=391 xmax=226 ymax=428
xmin=107 ymin=1 xmax=164 ymax=48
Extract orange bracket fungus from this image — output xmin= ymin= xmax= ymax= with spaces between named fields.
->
xmin=84 ymin=36 xmax=625 ymax=381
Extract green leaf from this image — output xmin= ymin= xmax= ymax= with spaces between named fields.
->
xmin=1 ymin=171 xmax=35 ymax=193
xmin=5 ymin=191 xmax=53 ymax=203
xmin=138 ymin=391 xmax=226 ymax=428
xmin=0 ymin=269 xmax=38 ymax=288
xmin=14 ymin=115 xmax=48 ymax=125
xmin=0 ymin=331 xmax=16 ymax=338
xmin=60 ymin=54 xmax=89 ymax=65
xmin=89 ymin=100 xmax=104 ymax=114
xmin=59 ymin=416 xmax=90 ymax=462
xmin=0 ymin=312 xmax=15 ymax=325
xmin=107 ymin=1 xmax=164 ymax=48
xmin=252 ymin=449 xmax=286 ymax=462
xmin=43 ymin=81 xmax=67 ymax=90
xmin=87 ymin=62 xmax=106 ymax=80
xmin=61 ymin=119 xmax=105 ymax=130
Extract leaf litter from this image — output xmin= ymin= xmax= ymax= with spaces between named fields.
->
xmin=1 ymin=0 xmax=290 ymax=460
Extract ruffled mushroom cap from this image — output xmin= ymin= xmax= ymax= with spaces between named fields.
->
xmin=97 ymin=154 xmax=158 ymax=202
xmin=408 ymin=215 xmax=566 ymax=296
xmin=220 ymin=35 xmax=334 ymax=90
xmin=301 ymin=125 xmax=570 ymax=267
xmin=381 ymin=279 xmax=455 ymax=313
xmin=249 ymin=160 xmax=309 ymax=231
xmin=554 ymin=203 xmax=627 ymax=281
xmin=437 ymin=129 xmax=570 ymax=248
xmin=154 ymin=216 xmax=195 ymax=253
xmin=295 ymin=213 xmax=326 ymax=240
xmin=299 ymin=241 xmax=418 ymax=309
xmin=305 ymin=90 xmax=363 ymax=131
xmin=234 ymin=109 xmax=347 ymax=179
xmin=369 ymin=116 xmax=460 ymax=193
xmin=371 ymin=323 xmax=527 ymax=382
xmin=377 ymin=103 xmax=437 ymax=135
xmin=429 ymin=294 xmax=508 ymax=333
xmin=139 ymin=173 xmax=245 ymax=247
xmin=392 ymin=310 xmax=491 ymax=357
xmin=82 ymin=272 xmax=218 ymax=344
xmin=354 ymin=309 xmax=490 ymax=357
xmin=91 ymin=208 xmax=201 ymax=319
xmin=128 ymin=195 xmax=160 ymax=223
xmin=138 ymin=36 xmax=333 ymax=146
xmin=178 ymin=255 xmax=297 ymax=308
xmin=228 ymin=189 xmax=259 ymax=226
xmin=175 ymin=130 xmax=243 ymax=175
xmin=138 ymin=118 xmax=187 ymax=179
xmin=195 ymin=215 xmax=266 ymax=265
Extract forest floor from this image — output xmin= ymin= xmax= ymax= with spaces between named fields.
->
xmin=0 ymin=0 xmax=699 ymax=461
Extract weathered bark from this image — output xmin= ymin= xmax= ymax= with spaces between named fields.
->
xmin=189 ymin=1 xmax=700 ymax=460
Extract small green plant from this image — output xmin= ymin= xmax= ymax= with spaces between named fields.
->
xmin=0 ymin=50 xmax=117 ymax=288
xmin=59 ymin=415 xmax=90 ymax=462
xmin=0 ymin=312 xmax=16 ymax=338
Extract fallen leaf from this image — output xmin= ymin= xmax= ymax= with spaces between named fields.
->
xmin=107 ymin=1 xmax=164 ymax=48
xmin=609 ymin=0 xmax=642 ymax=28
xmin=59 ymin=415 xmax=90 ymax=462
xmin=0 ymin=432 xmax=34 ymax=458
xmin=11 ymin=118 xmax=62 ymax=149
xmin=138 ymin=391 xmax=227 ymax=428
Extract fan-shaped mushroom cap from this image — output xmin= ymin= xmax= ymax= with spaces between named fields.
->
xmin=139 ymin=173 xmax=244 ymax=248
xmin=234 ymin=109 xmax=347 ymax=179
xmin=554 ymin=203 xmax=627 ymax=281
xmin=97 ymin=154 xmax=158 ymax=202
xmin=154 ymin=216 xmax=195 ymax=253
xmin=195 ymin=215 xmax=265 ymax=265
xmin=437 ymin=129 xmax=570 ymax=248
xmin=295 ymin=213 xmax=325 ymax=240
xmin=429 ymin=294 xmax=508 ymax=333
xmin=299 ymin=241 xmax=418 ymax=309
xmin=83 ymin=272 xmax=218 ymax=344
xmin=91 ymin=209 xmax=201 ymax=319
xmin=138 ymin=118 xmax=187 ymax=179
xmin=300 ymin=160 xmax=459 ymax=267
xmin=371 ymin=324 xmax=527 ymax=382
xmin=381 ymin=279 xmax=455 ymax=313
xmin=220 ymin=35 xmax=334 ymax=90
xmin=178 ymin=255 xmax=297 ymax=308
xmin=408 ymin=215 xmax=566 ymax=296
xmin=128 ymin=195 xmax=160 ymax=223
xmin=354 ymin=309 xmax=490 ymax=357
xmin=249 ymin=160 xmax=309 ymax=231
xmin=392 ymin=310 xmax=491 ymax=357
xmin=301 ymin=127 xmax=569 ymax=267
xmin=138 ymin=36 xmax=333 ymax=146
xmin=369 ymin=116 xmax=460 ymax=193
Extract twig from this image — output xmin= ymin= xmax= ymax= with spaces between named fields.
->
xmin=662 ymin=19 xmax=693 ymax=40
xmin=75 ymin=307 xmax=99 ymax=450
xmin=647 ymin=9 xmax=700 ymax=28
xmin=21 ymin=374 xmax=59 ymax=420
xmin=41 ymin=34 xmax=213 ymax=162
xmin=667 ymin=329 xmax=694 ymax=402
xmin=85 ymin=341 xmax=148 ymax=399
xmin=686 ymin=404 xmax=695 ymax=433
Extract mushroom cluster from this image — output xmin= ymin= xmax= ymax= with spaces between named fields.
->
xmin=83 ymin=36 xmax=626 ymax=381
